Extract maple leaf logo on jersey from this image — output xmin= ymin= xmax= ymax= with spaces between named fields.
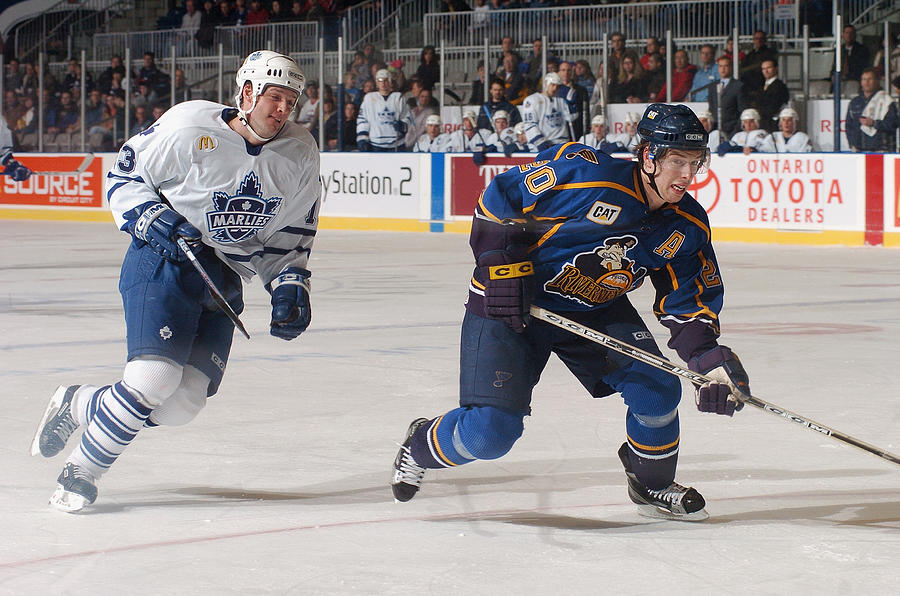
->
xmin=206 ymin=172 xmax=282 ymax=243
xmin=544 ymin=235 xmax=648 ymax=307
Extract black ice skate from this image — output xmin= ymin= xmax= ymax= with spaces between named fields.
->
xmin=31 ymin=385 xmax=81 ymax=457
xmin=391 ymin=418 xmax=430 ymax=502
xmin=50 ymin=462 xmax=98 ymax=513
xmin=618 ymin=442 xmax=708 ymax=522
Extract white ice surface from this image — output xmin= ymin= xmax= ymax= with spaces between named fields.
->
xmin=1 ymin=221 xmax=898 ymax=595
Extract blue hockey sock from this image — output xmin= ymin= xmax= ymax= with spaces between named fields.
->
xmin=410 ymin=406 xmax=524 ymax=469
xmin=624 ymin=408 xmax=680 ymax=490
xmin=68 ymin=381 xmax=152 ymax=479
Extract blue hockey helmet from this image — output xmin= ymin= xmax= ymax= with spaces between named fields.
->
xmin=637 ymin=103 xmax=709 ymax=156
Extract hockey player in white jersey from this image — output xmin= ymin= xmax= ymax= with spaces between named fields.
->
xmin=31 ymin=50 xmax=321 ymax=513
xmin=521 ymin=72 xmax=577 ymax=150
xmin=604 ymin=112 xmax=640 ymax=153
xmin=772 ymin=107 xmax=812 ymax=152
xmin=446 ymin=110 xmax=494 ymax=164
xmin=578 ymin=114 xmax=608 ymax=149
xmin=510 ymin=121 xmax=537 ymax=153
xmin=413 ymin=114 xmax=451 ymax=152
xmin=357 ymin=69 xmax=414 ymax=151
xmin=718 ymin=108 xmax=776 ymax=155
xmin=0 ymin=118 xmax=31 ymax=181
xmin=483 ymin=110 xmax=516 ymax=155
xmin=698 ymin=110 xmax=722 ymax=152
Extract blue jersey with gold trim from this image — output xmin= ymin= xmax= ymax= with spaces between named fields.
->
xmin=466 ymin=141 xmax=723 ymax=350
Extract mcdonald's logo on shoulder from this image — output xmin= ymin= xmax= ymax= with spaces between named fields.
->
xmin=196 ymin=135 xmax=218 ymax=151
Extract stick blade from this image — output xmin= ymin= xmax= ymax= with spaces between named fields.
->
xmin=31 ymin=154 xmax=94 ymax=176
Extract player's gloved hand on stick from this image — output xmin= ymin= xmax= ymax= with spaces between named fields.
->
xmin=393 ymin=121 xmax=408 ymax=138
xmin=2 ymin=156 xmax=31 ymax=181
xmin=358 ymin=139 xmax=373 ymax=152
xmin=687 ymin=345 xmax=750 ymax=416
xmin=503 ymin=143 xmax=515 ymax=157
xmin=477 ymin=250 xmax=534 ymax=333
xmin=267 ymin=267 xmax=312 ymax=340
xmin=472 ymin=149 xmax=487 ymax=166
xmin=131 ymin=202 xmax=202 ymax=262
xmin=536 ymin=140 xmax=553 ymax=152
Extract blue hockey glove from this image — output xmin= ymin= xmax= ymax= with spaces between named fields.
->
xmin=477 ymin=250 xmax=534 ymax=333
xmin=472 ymin=149 xmax=487 ymax=166
xmin=503 ymin=143 xmax=515 ymax=157
xmin=687 ymin=345 xmax=750 ymax=416
xmin=2 ymin=157 xmax=31 ymax=181
xmin=267 ymin=267 xmax=312 ymax=340
xmin=131 ymin=202 xmax=202 ymax=262
xmin=358 ymin=139 xmax=373 ymax=152
xmin=393 ymin=121 xmax=408 ymax=138
xmin=536 ymin=140 xmax=553 ymax=151
xmin=716 ymin=141 xmax=735 ymax=157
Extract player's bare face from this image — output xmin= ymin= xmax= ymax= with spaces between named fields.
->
xmin=250 ymin=86 xmax=299 ymax=139
xmin=645 ymin=149 xmax=706 ymax=209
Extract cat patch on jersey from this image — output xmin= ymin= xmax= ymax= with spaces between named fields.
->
xmin=586 ymin=201 xmax=622 ymax=225
xmin=206 ymin=172 xmax=282 ymax=243
xmin=544 ymin=235 xmax=648 ymax=307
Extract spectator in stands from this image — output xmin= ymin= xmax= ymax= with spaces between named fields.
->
xmin=846 ymin=68 xmax=900 ymax=153
xmin=342 ymin=72 xmax=361 ymax=107
xmin=108 ymin=71 xmax=127 ymax=102
xmin=607 ymin=31 xmax=627 ymax=83
xmin=233 ymin=0 xmax=249 ymax=24
xmin=557 ymin=60 xmax=586 ymax=140
xmin=740 ymin=30 xmax=776 ymax=96
xmin=4 ymin=90 xmax=23 ymax=130
xmin=97 ymin=56 xmax=125 ymax=95
xmin=47 ymin=91 xmax=79 ymax=135
xmin=171 ymin=68 xmax=191 ymax=105
xmin=138 ymin=52 xmax=170 ymax=97
xmin=640 ymin=37 xmax=660 ymax=71
xmin=362 ymin=43 xmax=383 ymax=68
xmin=179 ymin=0 xmax=202 ymax=51
xmin=361 ymin=78 xmax=375 ymax=95
xmin=772 ymin=107 xmax=812 ymax=152
xmin=84 ymin=89 xmax=106 ymax=131
xmin=295 ymin=80 xmax=319 ymax=129
xmin=415 ymin=46 xmax=440 ymax=91
xmin=389 ymin=59 xmax=409 ymax=95
xmin=219 ymin=1 xmax=238 ymax=26
xmin=151 ymin=105 xmax=165 ymax=123
xmin=310 ymin=96 xmax=338 ymax=150
xmin=472 ymin=0 xmax=490 ymax=35
xmin=697 ymin=109 xmax=721 ymax=151
xmin=17 ymin=95 xmax=37 ymax=138
xmin=872 ymin=34 xmax=900 ymax=81
xmin=132 ymin=82 xmax=160 ymax=112
xmin=751 ymin=59 xmax=789 ymax=133
xmin=688 ymin=44 xmax=719 ymax=102
xmin=62 ymin=59 xmax=94 ymax=95
xmin=522 ymin=38 xmax=551 ymax=91
xmin=713 ymin=55 xmax=745 ymax=138
xmin=408 ymin=87 xmax=437 ymax=146
xmin=719 ymin=108 xmax=776 ymax=155
xmin=468 ymin=61 xmax=487 ymax=105
xmin=5 ymin=59 xmax=23 ymax=94
xmin=573 ymin=60 xmax=595 ymax=96
xmin=245 ymin=0 xmax=270 ymax=24
xmin=836 ymin=25 xmax=870 ymax=83
xmin=495 ymin=36 xmax=524 ymax=76
xmin=644 ymin=53 xmax=665 ymax=101
xmin=20 ymin=62 xmax=38 ymax=98
xmin=195 ymin=1 xmax=219 ymax=49
xmin=342 ymin=101 xmax=358 ymax=150
xmin=718 ymin=36 xmax=746 ymax=65
xmin=413 ymin=114 xmax=451 ymax=153
xmin=653 ymin=49 xmax=697 ymax=102
xmin=478 ymin=79 xmax=522 ymax=130
xmin=268 ymin=0 xmax=288 ymax=22
xmin=485 ymin=109 xmax=516 ymax=155
xmin=349 ymin=51 xmax=369 ymax=89
xmin=129 ymin=105 xmax=154 ymax=136
xmin=500 ymin=52 xmax=527 ymax=105
xmin=287 ymin=1 xmax=304 ymax=21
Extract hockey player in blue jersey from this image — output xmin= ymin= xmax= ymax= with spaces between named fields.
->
xmin=391 ymin=103 xmax=751 ymax=520
xmin=31 ymin=50 xmax=321 ymax=512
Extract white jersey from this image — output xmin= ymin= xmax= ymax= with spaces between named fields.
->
xmin=0 ymin=119 xmax=14 ymax=162
xmin=520 ymin=92 xmax=576 ymax=146
xmin=730 ymin=129 xmax=776 ymax=153
xmin=485 ymin=127 xmax=516 ymax=151
xmin=577 ymin=132 xmax=605 ymax=149
xmin=413 ymin=132 xmax=452 ymax=152
xmin=357 ymin=91 xmax=414 ymax=149
xmin=604 ymin=131 xmax=638 ymax=153
xmin=706 ymin=129 xmax=722 ymax=151
xmin=295 ymin=97 xmax=318 ymax=129
xmin=446 ymin=128 xmax=494 ymax=152
xmin=773 ymin=131 xmax=812 ymax=153
xmin=106 ymin=100 xmax=321 ymax=284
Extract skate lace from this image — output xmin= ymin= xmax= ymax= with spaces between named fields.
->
xmin=70 ymin=465 xmax=94 ymax=482
xmin=52 ymin=412 xmax=78 ymax=441
xmin=395 ymin=445 xmax=425 ymax=486
xmin=646 ymin=482 xmax=688 ymax=505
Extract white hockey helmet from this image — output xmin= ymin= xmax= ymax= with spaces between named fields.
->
xmin=514 ymin=122 xmax=526 ymax=134
xmin=425 ymin=114 xmax=442 ymax=126
xmin=624 ymin=112 xmax=640 ymax=124
xmin=462 ymin=110 xmax=478 ymax=126
xmin=375 ymin=69 xmax=391 ymax=81
xmin=778 ymin=107 xmax=799 ymax=121
xmin=543 ymin=72 xmax=562 ymax=88
xmin=492 ymin=109 xmax=510 ymax=122
xmin=697 ymin=109 xmax=714 ymax=121
xmin=740 ymin=108 xmax=761 ymax=122
xmin=234 ymin=50 xmax=305 ymax=141
xmin=591 ymin=114 xmax=606 ymax=126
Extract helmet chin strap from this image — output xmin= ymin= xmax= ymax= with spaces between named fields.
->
xmin=236 ymin=92 xmax=278 ymax=143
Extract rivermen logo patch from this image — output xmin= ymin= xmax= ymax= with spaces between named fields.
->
xmin=544 ymin=235 xmax=647 ymax=306
xmin=206 ymin=172 xmax=281 ymax=243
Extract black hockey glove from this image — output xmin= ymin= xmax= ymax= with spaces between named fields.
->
xmin=131 ymin=202 xmax=202 ymax=262
xmin=687 ymin=345 xmax=750 ymax=416
xmin=2 ymin=156 xmax=31 ymax=181
xmin=472 ymin=149 xmax=487 ymax=166
xmin=536 ymin=140 xmax=553 ymax=152
xmin=267 ymin=267 xmax=312 ymax=341
xmin=503 ymin=143 xmax=515 ymax=157
xmin=477 ymin=250 xmax=534 ymax=333
xmin=358 ymin=139 xmax=373 ymax=152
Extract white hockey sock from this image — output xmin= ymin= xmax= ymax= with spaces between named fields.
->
xmin=67 ymin=381 xmax=153 ymax=479
xmin=71 ymin=384 xmax=110 ymax=427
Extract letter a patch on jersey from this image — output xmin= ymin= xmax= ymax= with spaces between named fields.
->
xmin=206 ymin=172 xmax=282 ymax=243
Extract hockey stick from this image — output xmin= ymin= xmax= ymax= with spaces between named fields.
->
xmin=176 ymin=237 xmax=250 ymax=339
xmin=530 ymin=306 xmax=900 ymax=466
xmin=29 ymin=154 xmax=95 ymax=176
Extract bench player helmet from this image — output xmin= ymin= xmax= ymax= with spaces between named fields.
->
xmin=234 ymin=50 xmax=306 ymax=141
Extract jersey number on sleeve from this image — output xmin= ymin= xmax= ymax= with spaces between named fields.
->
xmin=117 ymin=145 xmax=136 ymax=173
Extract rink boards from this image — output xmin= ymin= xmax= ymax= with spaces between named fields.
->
xmin=1 ymin=150 xmax=900 ymax=247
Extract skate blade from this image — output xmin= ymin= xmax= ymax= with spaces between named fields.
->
xmin=635 ymin=503 xmax=709 ymax=522
xmin=49 ymin=485 xmax=91 ymax=513
xmin=30 ymin=385 xmax=68 ymax=457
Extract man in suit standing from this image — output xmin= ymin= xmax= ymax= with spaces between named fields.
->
xmin=712 ymin=55 xmax=744 ymax=139
xmin=753 ymin=59 xmax=789 ymax=133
